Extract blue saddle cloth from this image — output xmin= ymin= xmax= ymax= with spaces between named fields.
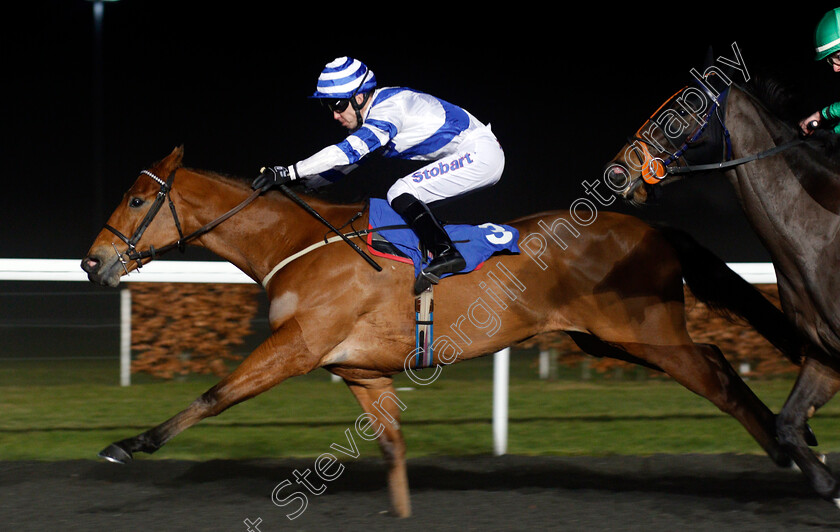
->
xmin=368 ymin=199 xmax=520 ymax=278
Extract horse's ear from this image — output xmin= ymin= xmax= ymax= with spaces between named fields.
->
xmin=169 ymin=145 xmax=184 ymax=167
xmin=158 ymin=145 xmax=184 ymax=173
xmin=703 ymin=46 xmax=714 ymax=69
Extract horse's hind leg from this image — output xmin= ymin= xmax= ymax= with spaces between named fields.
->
xmin=343 ymin=376 xmax=411 ymax=518
xmin=777 ymin=354 xmax=840 ymax=503
xmin=99 ymin=321 xmax=318 ymax=463
xmin=609 ymin=338 xmax=790 ymax=467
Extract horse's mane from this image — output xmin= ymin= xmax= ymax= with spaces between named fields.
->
xmin=184 ymin=166 xmax=304 ymax=194
xmin=742 ymin=76 xmax=797 ymax=120
xmin=183 ymin=165 xmax=369 ymax=211
xmin=185 ymin=167 xmax=252 ymax=189
xmin=740 ymin=76 xmax=840 ymax=155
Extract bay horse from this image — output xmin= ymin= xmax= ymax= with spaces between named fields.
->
xmin=605 ymin=77 xmax=840 ymax=506
xmin=82 ymin=146 xmax=804 ymax=518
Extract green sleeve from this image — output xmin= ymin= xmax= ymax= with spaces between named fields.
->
xmin=821 ymin=101 xmax=840 ymax=121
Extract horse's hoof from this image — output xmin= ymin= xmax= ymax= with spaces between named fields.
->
xmin=806 ymin=423 xmax=819 ymax=446
xmin=98 ymin=443 xmax=133 ymax=464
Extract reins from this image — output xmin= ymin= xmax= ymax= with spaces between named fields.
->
xmin=664 ymin=139 xmax=805 ymax=176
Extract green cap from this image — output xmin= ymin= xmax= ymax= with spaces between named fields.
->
xmin=815 ymin=8 xmax=840 ymax=60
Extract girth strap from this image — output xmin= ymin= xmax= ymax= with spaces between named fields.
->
xmin=260 ymin=223 xmax=409 ymax=288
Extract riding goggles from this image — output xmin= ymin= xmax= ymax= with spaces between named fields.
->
xmin=323 ymin=98 xmax=351 ymax=113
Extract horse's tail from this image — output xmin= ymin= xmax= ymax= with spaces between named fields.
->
xmin=656 ymin=225 xmax=804 ymax=365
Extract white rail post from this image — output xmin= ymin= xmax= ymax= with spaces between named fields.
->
xmin=539 ymin=349 xmax=549 ymax=379
xmin=120 ymin=288 xmax=131 ymax=386
xmin=493 ymin=347 xmax=510 ymax=456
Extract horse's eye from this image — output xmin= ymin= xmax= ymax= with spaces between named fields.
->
xmin=129 ymin=197 xmax=145 ymax=208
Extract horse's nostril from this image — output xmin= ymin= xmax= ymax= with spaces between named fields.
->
xmin=604 ymin=165 xmax=629 ymax=191
xmin=81 ymin=257 xmax=100 ymax=274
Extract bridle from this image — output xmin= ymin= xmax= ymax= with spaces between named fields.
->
xmin=621 ymin=83 xmax=806 ymax=194
xmin=624 ymin=85 xmax=731 ymax=185
xmin=104 ymin=168 xmax=263 ymax=275
xmin=104 ymin=167 xmax=381 ymax=278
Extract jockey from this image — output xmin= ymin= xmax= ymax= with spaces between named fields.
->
xmin=800 ymin=8 xmax=840 ymax=135
xmin=253 ymin=56 xmax=505 ymax=293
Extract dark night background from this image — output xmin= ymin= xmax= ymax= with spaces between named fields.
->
xmin=5 ymin=1 xmax=840 ymax=263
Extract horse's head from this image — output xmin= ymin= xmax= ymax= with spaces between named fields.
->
xmin=81 ymin=146 xmax=186 ymax=287
xmin=604 ymin=83 xmax=730 ymax=205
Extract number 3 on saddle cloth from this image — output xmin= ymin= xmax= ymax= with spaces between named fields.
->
xmin=364 ymin=198 xmax=520 ymax=368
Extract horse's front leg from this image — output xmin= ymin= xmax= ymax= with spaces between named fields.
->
xmin=343 ymin=377 xmax=411 ymax=518
xmin=99 ymin=319 xmax=317 ymax=463
xmin=777 ymin=354 xmax=840 ymax=504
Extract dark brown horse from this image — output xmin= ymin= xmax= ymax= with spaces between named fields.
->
xmin=82 ymin=146 xmax=803 ymax=517
xmin=605 ymin=78 xmax=840 ymax=506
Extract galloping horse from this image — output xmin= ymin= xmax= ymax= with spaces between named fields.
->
xmin=82 ymin=146 xmax=803 ymax=517
xmin=605 ymin=77 xmax=840 ymax=505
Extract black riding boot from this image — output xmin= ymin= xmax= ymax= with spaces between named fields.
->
xmin=391 ymin=193 xmax=466 ymax=293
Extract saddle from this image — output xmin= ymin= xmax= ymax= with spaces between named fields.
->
xmin=365 ymin=199 xmax=519 ymax=278
xmin=363 ymin=199 xmax=520 ymax=368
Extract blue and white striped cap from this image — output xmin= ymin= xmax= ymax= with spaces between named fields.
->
xmin=311 ymin=57 xmax=377 ymax=99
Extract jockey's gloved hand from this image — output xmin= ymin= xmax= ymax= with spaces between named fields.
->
xmin=252 ymin=166 xmax=294 ymax=190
